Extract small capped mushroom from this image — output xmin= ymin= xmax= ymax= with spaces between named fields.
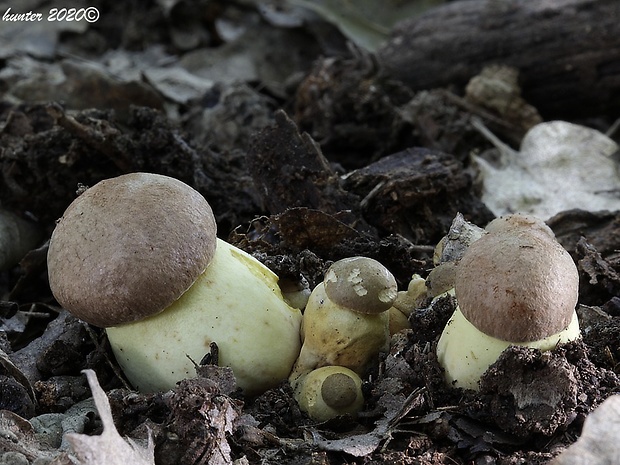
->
xmin=47 ymin=173 xmax=302 ymax=396
xmin=436 ymin=214 xmax=580 ymax=390
xmin=279 ymin=276 xmax=312 ymax=310
xmin=323 ymin=257 xmax=398 ymax=314
xmin=293 ymin=365 xmax=364 ymax=422
xmin=289 ymin=257 xmax=397 ymax=385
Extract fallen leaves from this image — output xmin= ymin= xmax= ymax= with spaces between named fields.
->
xmin=473 ymin=121 xmax=620 ymax=219
xmin=60 ymin=370 xmax=155 ymax=465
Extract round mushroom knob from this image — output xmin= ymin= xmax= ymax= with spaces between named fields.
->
xmin=324 ymin=256 xmax=399 ymax=314
xmin=293 ymin=366 xmax=364 ymax=422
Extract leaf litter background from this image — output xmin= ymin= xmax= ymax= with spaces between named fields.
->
xmin=0 ymin=0 xmax=619 ymax=464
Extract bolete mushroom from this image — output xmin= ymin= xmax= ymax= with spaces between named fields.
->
xmin=436 ymin=214 xmax=580 ymax=390
xmin=293 ymin=365 xmax=364 ymax=422
xmin=289 ymin=256 xmax=397 ymax=386
xmin=47 ymin=173 xmax=302 ymax=396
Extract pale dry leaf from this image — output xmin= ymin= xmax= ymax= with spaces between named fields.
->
xmin=64 ymin=370 xmax=154 ymax=465
xmin=550 ymin=395 xmax=620 ymax=465
xmin=312 ymin=388 xmax=425 ymax=456
xmin=473 ymin=121 xmax=620 ymax=220
xmin=0 ymin=410 xmax=56 ymax=461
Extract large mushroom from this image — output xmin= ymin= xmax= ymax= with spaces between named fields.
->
xmin=436 ymin=214 xmax=581 ymax=390
xmin=47 ymin=172 xmax=302 ymax=396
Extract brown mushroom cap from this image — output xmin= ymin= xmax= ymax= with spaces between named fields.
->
xmin=324 ymin=257 xmax=397 ymax=314
xmin=321 ymin=372 xmax=359 ymax=409
xmin=455 ymin=216 xmax=578 ymax=342
xmin=47 ymin=173 xmax=217 ymax=327
xmin=485 ymin=213 xmax=555 ymax=238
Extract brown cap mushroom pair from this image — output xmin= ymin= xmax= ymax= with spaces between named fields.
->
xmin=289 ymin=256 xmax=398 ymax=420
xmin=47 ymin=173 xmax=302 ymax=395
xmin=436 ymin=214 xmax=581 ymax=390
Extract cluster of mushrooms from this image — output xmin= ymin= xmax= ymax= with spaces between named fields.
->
xmin=46 ymin=173 xmax=581 ymax=421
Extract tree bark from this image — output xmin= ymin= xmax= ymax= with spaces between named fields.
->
xmin=378 ymin=0 xmax=620 ymax=119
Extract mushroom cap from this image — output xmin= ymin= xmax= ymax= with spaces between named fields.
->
xmin=324 ymin=257 xmax=397 ymax=314
xmin=321 ymin=371 xmax=360 ymax=409
xmin=485 ymin=213 xmax=555 ymax=238
xmin=293 ymin=365 xmax=364 ymax=421
xmin=47 ymin=173 xmax=217 ymax=327
xmin=455 ymin=216 xmax=578 ymax=342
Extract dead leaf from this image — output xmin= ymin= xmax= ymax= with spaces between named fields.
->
xmin=0 ymin=410 xmax=56 ymax=461
xmin=166 ymin=378 xmax=239 ymax=465
xmin=311 ymin=388 xmax=425 ymax=456
xmin=550 ymin=395 xmax=620 ymax=465
xmin=287 ymin=0 xmax=445 ymax=51
xmin=473 ymin=121 xmax=620 ymax=220
xmin=63 ymin=370 xmax=154 ymax=465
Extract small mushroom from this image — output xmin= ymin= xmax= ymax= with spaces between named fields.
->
xmin=436 ymin=214 xmax=580 ymax=390
xmin=279 ymin=276 xmax=312 ymax=310
xmin=388 ymin=307 xmax=411 ymax=335
xmin=47 ymin=173 xmax=302 ymax=396
xmin=289 ymin=257 xmax=397 ymax=386
xmin=293 ymin=365 xmax=364 ymax=422
xmin=389 ymin=274 xmax=427 ymax=334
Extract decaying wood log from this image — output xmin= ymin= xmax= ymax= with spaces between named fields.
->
xmin=378 ymin=0 xmax=620 ymax=119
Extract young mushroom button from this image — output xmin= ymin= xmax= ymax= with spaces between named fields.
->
xmin=47 ymin=173 xmax=302 ymax=396
xmin=436 ymin=214 xmax=581 ymax=390
xmin=324 ymin=257 xmax=399 ymax=314
xmin=289 ymin=257 xmax=397 ymax=386
xmin=293 ymin=366 xmax=364 ymax=422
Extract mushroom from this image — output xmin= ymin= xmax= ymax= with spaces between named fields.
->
xmin=289 ymin=256 xmax=397 ymax=386
xmin=293 ymin=365 xmax=364 ymax=422
xmin=389 ymin=274 xmax=427 ymax=334
xmin=436 ymin=214 xmax=580 ymax=390
xmin=47 ymin=173 xmax=302 ymax=396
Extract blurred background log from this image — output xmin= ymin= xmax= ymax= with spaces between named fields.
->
xmin=378 ymin=0 xmax=620 ymax=120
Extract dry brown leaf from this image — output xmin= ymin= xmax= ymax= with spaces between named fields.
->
xmin=63 ymin=370 xmax=154 ymax=465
